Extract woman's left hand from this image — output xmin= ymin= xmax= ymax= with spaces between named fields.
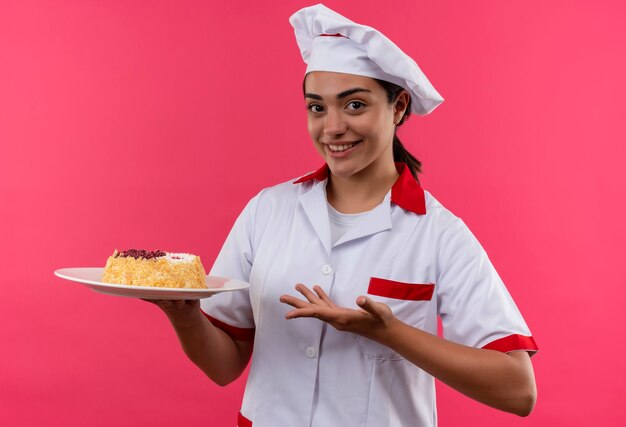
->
xmin=279 ymin=283 xmax=397 ymax=342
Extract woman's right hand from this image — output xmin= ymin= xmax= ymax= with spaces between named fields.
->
xmin=142 ymin=299 xmax=204 ymax=328
xmin=142 ymin=297 xmax=251 ymax=386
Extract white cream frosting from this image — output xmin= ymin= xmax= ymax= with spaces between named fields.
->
xmin=165 ymin=252 xmax=196 ymax=263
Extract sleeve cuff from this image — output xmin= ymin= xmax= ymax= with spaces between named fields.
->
xmin=482 ymin=334 xmax=538 ymax=356
xmin=201 ymin=310 xmax=255 ymax=342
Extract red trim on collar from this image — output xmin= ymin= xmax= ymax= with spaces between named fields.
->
xmin=293 ymin=164 xmax=329 ymax=183
xmin=237 ymin=411 xmax=252 ymax=427
xmin=392 ymin=163 xmax=426 ymax=215
xmin=293 ymin=162 xmax=426 ymax=215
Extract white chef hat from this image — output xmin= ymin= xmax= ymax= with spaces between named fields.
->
xmin=289 ymin=4 xmax=444 ymax=115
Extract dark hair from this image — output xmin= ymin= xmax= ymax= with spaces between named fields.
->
xmin=373 ymin=78 xmax=422 ymax=182
xmin=302 ymin=76 xmax=422 ymax=183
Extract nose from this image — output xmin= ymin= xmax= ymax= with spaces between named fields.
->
xmin=322 ymin=108 xmax=347 ymax=138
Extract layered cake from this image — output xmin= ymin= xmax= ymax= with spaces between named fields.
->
xmin=102 ymin=249 xmax=207 ymax=289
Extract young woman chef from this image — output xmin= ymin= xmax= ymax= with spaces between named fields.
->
xmin=149 ymin=4 xmax=538 ymax=426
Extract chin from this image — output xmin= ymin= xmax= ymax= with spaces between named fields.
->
xmin=327 ymin=162 xmax=361 ymax=178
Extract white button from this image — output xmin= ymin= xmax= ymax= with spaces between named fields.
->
xmin=321 ymin=264 xmax=333 ymax=275
xmin=305 ymin=346 xmax=317 ymax=358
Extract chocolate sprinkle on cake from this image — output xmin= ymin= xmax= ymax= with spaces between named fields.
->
xmin=116 ymin=249 xmax=166 ymax=260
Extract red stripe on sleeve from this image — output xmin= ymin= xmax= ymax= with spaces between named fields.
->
xmin=368 ymin=277 xmax=435 ymax=301
xmin=201 ymin=310 xmax=255 ymax=342
xmin=482 ymin=334 xmax=538 ymax=355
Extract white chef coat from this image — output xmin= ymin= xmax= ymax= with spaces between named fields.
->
xmin=201 ymin=162 xmax=538 ymax=427
xmin=327 ymin=202 xmax=371 ymax=246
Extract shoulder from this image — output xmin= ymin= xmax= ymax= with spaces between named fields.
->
xmin=246 ymin=171 xmax=320 ymax=219
xmin=422 ymin=190 xmax=487 ymax=259
xmin=423 ymin=190 xmax=462 ymax=228
xmin=255 ymin=171 xmax=320 ymax=203
xmin=421 ymin=189 xmax=485 ymax=253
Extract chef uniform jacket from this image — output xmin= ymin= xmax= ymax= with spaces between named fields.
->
xmin=201 ymin=162 xmax=538 ymax=427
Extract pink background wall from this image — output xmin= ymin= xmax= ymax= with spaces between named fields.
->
xmin=1 ymin=0 xmax=624 ymax=425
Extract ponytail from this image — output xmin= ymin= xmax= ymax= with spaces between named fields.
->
xmin=392 ymin=135 xmax=422 ymax=183
xmin=374 ymin=78 xmax=422 ymax=183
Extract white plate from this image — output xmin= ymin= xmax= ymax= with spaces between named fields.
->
xmin=54 ymin=267 xmax=249 ymax=300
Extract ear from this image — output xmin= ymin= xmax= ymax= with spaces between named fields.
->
xmin=393 ymin=90 xmax=411 ymax=123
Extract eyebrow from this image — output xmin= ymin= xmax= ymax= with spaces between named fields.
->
xmin=305 ymin=87 xmax=372 ymax=100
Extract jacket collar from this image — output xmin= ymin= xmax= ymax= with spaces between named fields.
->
xmin=294 ymin=162 xmax=426 ymax=215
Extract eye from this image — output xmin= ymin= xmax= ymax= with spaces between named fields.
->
xmin=308 ymin=104 xmax=324 ymax=113
xmin=347 ymin=101 xmax=365 ymax=111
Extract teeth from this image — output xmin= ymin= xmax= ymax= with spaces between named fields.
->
xmin=328 ymin=142 xmax=357 ymax=152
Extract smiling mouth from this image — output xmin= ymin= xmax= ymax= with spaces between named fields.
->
xmin=327 ymin=140 xmax=362 ymax=152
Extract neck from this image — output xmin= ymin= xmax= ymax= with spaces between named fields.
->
xmin=327 ymin=158 xmax=399 ymax=214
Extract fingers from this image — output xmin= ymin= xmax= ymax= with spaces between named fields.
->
xmin=294 ymin=283 xmax=324 ymax=304
xmin=285 ymin=305 xmax=343 ymax=322
xmin=140 ymin=299 xmax=199 ymax=311
xmin=281 ymin=285 xmax=334 ymax=321
xmin=280 ymin=294 xmax=310 ymax=309
xmin=285 ymin=307 xmax=321 ymax=320
xmin=141 ymin=298 xmax=175 ymax=309
xmin=280 ymin=284 xmax=336 ymax=310
xmin=356 ymin=296 xmax=385 ymax=319
xmin=313 ymin=285 xmax=336 ymax=308
xmin=293 ymin=283 xmax=337 ymax=308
